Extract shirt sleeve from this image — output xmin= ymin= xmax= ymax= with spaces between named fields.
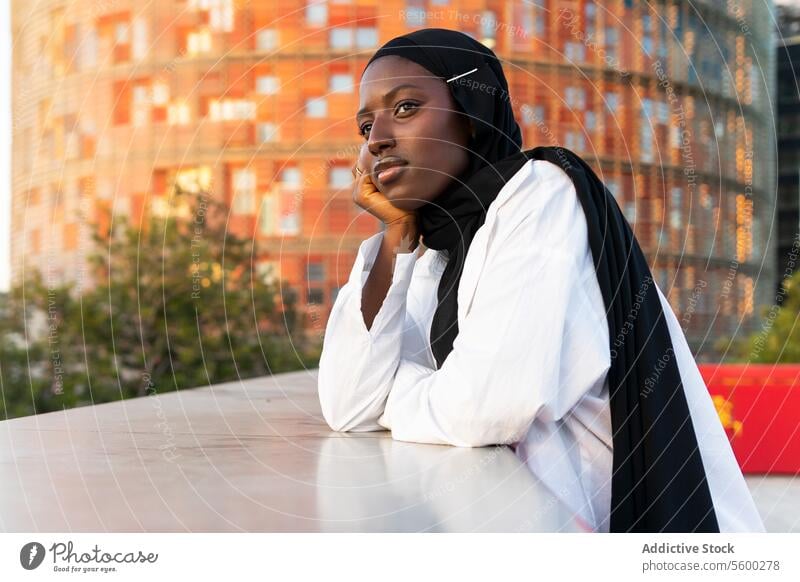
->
xmin=376 ymin=162 xmax=598 ymax=447
xmin=317 ymin=230 xmax=421 ymax=432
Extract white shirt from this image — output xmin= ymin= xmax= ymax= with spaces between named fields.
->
xmin=318 ymin=159 xmax=765 ymax=533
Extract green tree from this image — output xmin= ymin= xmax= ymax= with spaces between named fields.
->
xmin=0 ymin=273 xmax=82 ymax=417
xmin=722 ymin=270 xmax=800 ymax=363
xmin=0 ymin=285 xmax=53 ymax=418
xmin=1 ymin=186 xmax=316 ymax=419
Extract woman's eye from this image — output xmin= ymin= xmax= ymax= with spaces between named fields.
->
xmin=358 ymin=102 xmax=418 ymax=139
xmin=396 ymin=101 xmax=418 ymax=115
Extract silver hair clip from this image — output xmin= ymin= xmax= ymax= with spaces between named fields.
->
xmin=446 ymin=67 xmax=478 ymax=83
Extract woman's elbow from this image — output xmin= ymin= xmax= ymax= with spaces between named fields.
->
xmin=320 ymin=406 xmax=383 ymax=433
xmin=318 ymin=383 xmax=354 ymax=432
xmin=319 ymin=403 xmax=357 ymax=433
xmin=317 ymin=379 xmax=383 ymax=433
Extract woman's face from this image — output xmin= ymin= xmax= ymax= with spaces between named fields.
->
xmin=356 ymin=55 xmax=473 ymax=211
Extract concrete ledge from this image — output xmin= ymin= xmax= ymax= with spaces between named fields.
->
xmin=0 ymin=370 xmax=583 ymax=532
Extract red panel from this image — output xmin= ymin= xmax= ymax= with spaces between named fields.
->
xmin=698 ymin=364 xmax=800 ymax=474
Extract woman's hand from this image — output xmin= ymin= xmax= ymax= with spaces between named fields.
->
xmin=352 ymin=147 xmax=419 ymax=328
xmin=352 ymin=145 xmax=418 ymax=229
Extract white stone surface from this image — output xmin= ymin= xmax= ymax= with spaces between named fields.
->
xmin=0 ymin=370 xmax=583 ymax=532
xmin=745 ymin=476 xmax=800 ymax=533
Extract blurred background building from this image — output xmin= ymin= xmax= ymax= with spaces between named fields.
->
xmin=777 ymin=1 xmax=800 ymax=297
xmin=10 ymin=0 xmax=777 ymax=357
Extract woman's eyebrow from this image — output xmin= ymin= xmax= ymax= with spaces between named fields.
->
xmin=356 ymin=83 xmax=424 ymax=119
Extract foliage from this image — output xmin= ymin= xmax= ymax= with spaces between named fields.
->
xmin=720 ymin=269 xmax=800 ymax=363
xmin=0 ymin=188 xmax=316 ymax=419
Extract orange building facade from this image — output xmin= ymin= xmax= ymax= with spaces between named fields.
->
xmin=11 ymin=0 xmax=776 ymax=354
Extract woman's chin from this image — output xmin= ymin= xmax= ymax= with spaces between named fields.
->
xmin=385 ymin=188 xmax=424 ymax=212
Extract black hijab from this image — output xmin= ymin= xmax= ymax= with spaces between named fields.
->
xmin=363 ymin=28 xmax=719 ymax=533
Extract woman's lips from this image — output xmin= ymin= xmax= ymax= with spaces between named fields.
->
xmin=377 ymin=164 xmax=407 ymax=185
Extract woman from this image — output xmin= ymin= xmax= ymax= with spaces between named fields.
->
xmin=317 ymin=28 xmax=764 ymax=533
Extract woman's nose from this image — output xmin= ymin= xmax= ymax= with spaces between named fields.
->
xmin=367 ymin=113 xmax=396 ymax=156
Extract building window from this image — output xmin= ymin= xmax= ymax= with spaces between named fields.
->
xmin=168 ymin=101 xmax=191 ymax=125
xmin=656 ymin=101 xmax=669 ymax=124
xmin=624 ymin=201 xmax=636 ymax=222
xmin=306 ymin=1 xmax=328 ymax=27
xmin=232 ymin=169 xmax=256 ymax=215
xmin=330 ymin=74 xmax=353 ymax=93
xmin=329 ymin=166 xmax=352 ymax=188
xmin=152 ymin=82 xmax=169 ymax=106
xmin=749 ymin=62 xmax=760 ymax=104
xmin=585 ymin=3 xmax=597 ymax=38
xmin=604 ymin=92 xmax=619 ymax=113
xmin=132 ymin=17 xmax=148 ymax=60
xmin=356 ymin=27 xmax=378 ymax=47
xmin=207 ymin=0 xmax=235 ymax=32
xmin=259 ymin=192 xmax=302 ymax=237
xmin=405 ymin=1 xmax=426 ymax=27
xmin=110 ymin=18 xmax=131 ymax=63
xmin=480 ymin=10 xmax=497 ymax=45
xmin=258 ymin=123 xmax=278 ymax=143
xmin=187 ymin=29 xmax=212 ymax=55
xmin=564 ymin=131 xmax=585 ymax=152
xmin=280 ymin=205 xmax=300 ymax=235
xmin=330 ymin=27 xmax=353 ymax=48
xmin=64 ymin=127 xmax=79 ymax=160
xmin=81 ymin=27 xmax=98 ymax=69
xmin=584 ymin=110 xmax=596 ymax=131
xmin=256 ymin=29 xmax=279 ymax=50
xmin=669 ymin=125 xmax=680 ymax=149
xmin=256 ymin=75 xmax=280 ymax=95
xmin=640 ymin=125 xmax=654 ymax=162
xmin=259 ymin=195 xmax=277 ymax=235
xmin=565 ymin=86 xmax=586 ymax=110
xmin=175 ymin=167 xmax=213 ymax=194
xmin=605 ymin=27 xmax=618 ymax=59
xmin=97 ymin=179 xmax=114 ymax=200
xmin=565 ymin=42 xmax=585 ymax=62
xmin=132 ymin=85 xmax=150 ymax=127
xmin=670 ymin=187 xmax=683 ymax=229
xmin=209 ymin=99 xmax=256 ymax=121
xmin=521 ymin=104 xmax=544 ymax=125
xmin=306 ymin=97 xmax=327 ymax=118
xmin=115 ymin=21 xmax=129 ymax=44
xmin=512 ymin=0 xmax=544 ymax=48
xmin=642 ymin=13 xmax=653 ymax=56
xmin=307 ymin=262 xmax=325 ymax=281
xmin=657 ymin=226 xmax=668 ymax=248
xmin=307 ymin=288 xmax=324 ymax=304
xmin=280 ymin=167 xmax=303 ymax=189
xmin=639 ymin=99 xmax=655 ymax=163
xmin=605 ymin=179 xmax=620 ymax=200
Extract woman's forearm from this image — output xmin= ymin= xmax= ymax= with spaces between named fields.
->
xmin=361 ymin=219 xmax=419 ymax=330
